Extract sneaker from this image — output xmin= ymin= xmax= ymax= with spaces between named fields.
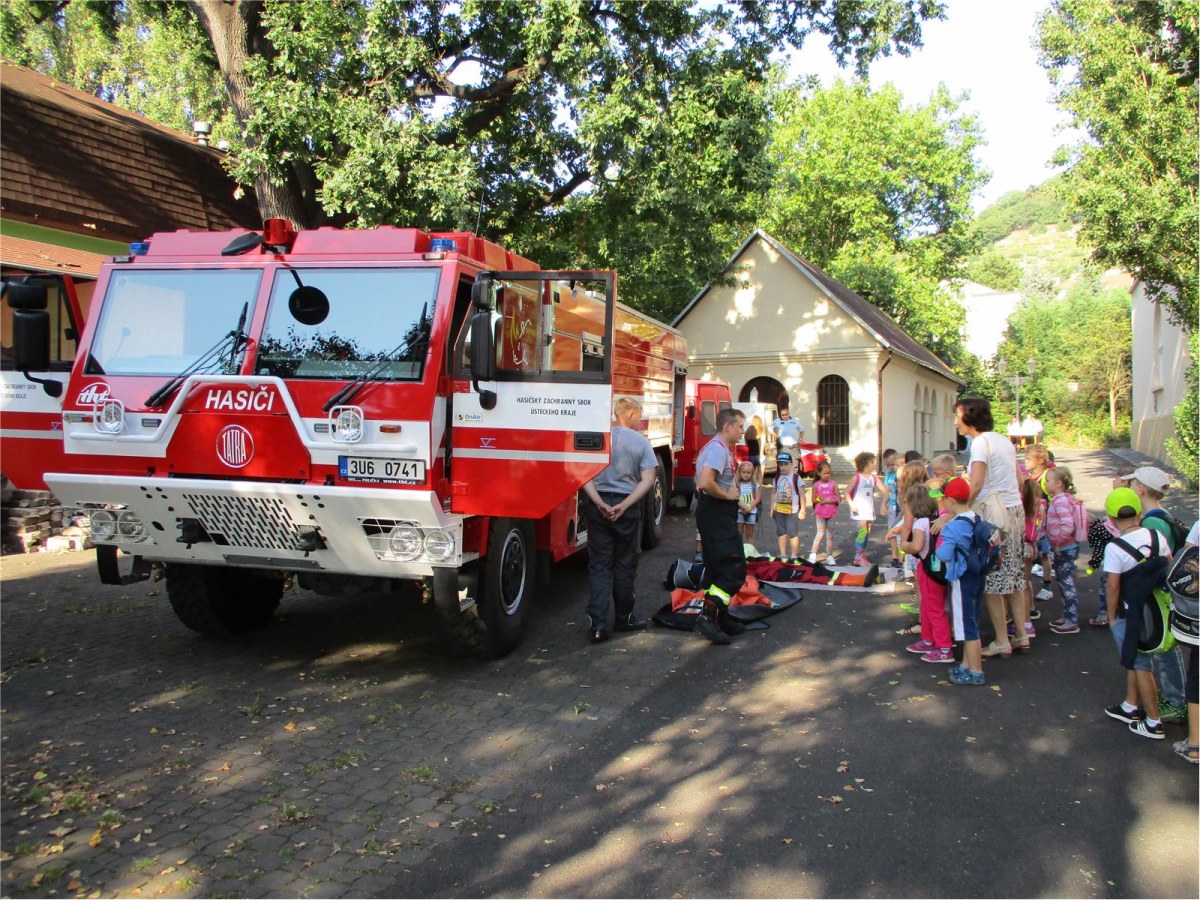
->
xmin=921 ymin=648 xmax=955 ymax=663
xmin=807 ymin=553 xmax=818 ymax=564
xmin=949 ymin=666 xmax=986 ymax=685
xmin=948 ymin=662 xmax=965 ymax=677
xmin=888 ymin=559 xmax=904 ymax=569
xmin=899 ymin=601 xmax=920 ymax=615
xmin=1049 ymin=621 xmax=1080 ymax=634
xmin=1035 ymin=587 xmax=1054 ymax=602
xmin=1129 ymin=719 xmax=1165 ymax=740
xmin=824 ymin=554 xmax=838 ymax=565
xmin=1031 ymin=563 xmax=1044 ymax=580
xmin=1007 ymin=623 xmax=1035 ymax=638
xmin=906 ymin=639 xmax=935 ymax=654
xmin=853 ymin=553 xmax=868 ymax=567
xmin=694 ymin=611 xmax=732 ymax=645
xmin=1158 ymin=700 xmax=1188 ymax=723
xmin=1172 ymin=739 xmax=1200 ymax=764
xmin=1104 ymin=703 xmax=1145 ymax=725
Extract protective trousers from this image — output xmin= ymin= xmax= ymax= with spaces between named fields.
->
xmin=584 ymin=491 xmax=642 ymax=626
xmin=696 ymin=493 xmax=747 ymax=611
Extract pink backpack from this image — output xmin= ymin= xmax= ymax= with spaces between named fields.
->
xmin=1069 ymin=495 xmax=1089 ymax=545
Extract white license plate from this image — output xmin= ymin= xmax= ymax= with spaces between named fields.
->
xmin=338 ymin=456 xmax=425 ymax=484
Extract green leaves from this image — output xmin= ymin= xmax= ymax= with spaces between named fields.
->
xmin=1038 ymin=0 xmax=1198 ymax=330
xmin=761 ymin=78 xmax=984 ymax=365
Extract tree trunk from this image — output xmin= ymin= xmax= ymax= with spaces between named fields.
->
xmin=1109 ymin=385 xmax=1118 ymax=435
xmin=190 ymin=0 xmax=315 ymax=228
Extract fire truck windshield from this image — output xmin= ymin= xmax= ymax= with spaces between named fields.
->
xmin=256 ymin=267 xmax=439 ymax=382
xmin=84 ymin=269 xmax=262 ymax=376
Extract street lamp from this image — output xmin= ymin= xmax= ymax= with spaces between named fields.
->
xmin=997 ymin=357 xmax=1036 ymax=422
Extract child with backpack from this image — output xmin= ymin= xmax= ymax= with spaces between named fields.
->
xmin=1102 ymin=486 xmax=1173 ymax=740
xmin=900 ymin=484 xmax=953 ymax=663
xmin=935 ymin=476 xmax=989 ymax=685
xmin=847 ymin=452 xmax=888 ymax=567
xmin=1045 ymin=466 xmax=1085 ymax=635
xmin=1015 ymin=476 xmax=1044 ymax=640
xmin=808 ymin=460 xmax=841 ymax=564
xmin=1025 ymin=445 xmax=1056 ymax=603
xmin=771 ymin=452 xmax=807 ymax=559
xmin=1119 ymin=466 xmax=1190 ymax=724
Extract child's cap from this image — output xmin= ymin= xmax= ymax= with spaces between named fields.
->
xmin=1105 ymin=487 xmax=1142 ymax=519
xmin=777 ymin=452 xmax=793 ymax=464
xmin=942 ymin=476 xmax=971 ymax=502
xmin=1119 ymin=466 xmax=1170 ymax=494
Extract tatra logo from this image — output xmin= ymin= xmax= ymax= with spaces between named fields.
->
xmin=216 ymin=425 xmax=254 ymax=468
xmin=204 ymin=386 xmax=277 ymax=412
xmin=480 ymin=437 xmax=496 ymax=448
xmin=77 ymin=383 xmax=110 ymax=405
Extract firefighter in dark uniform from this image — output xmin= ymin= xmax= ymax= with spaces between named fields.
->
xmin=694 ymin=407 xmax=748 ymax=644
xmin=580 ymin=397 xmax=658 ymax=644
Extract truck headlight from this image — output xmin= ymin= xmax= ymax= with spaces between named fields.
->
xmin=90 ymin=509 xmax=117 ymax=541
xmin=330 ymin=405 xmax=364 ymax=443
xmin=94 ymin=399 xmax=125 ymax=434
xmin=387 ymin=525 xmax=423 ymax=560
xmin=423 ymin=529 xmax=455 ymax=561
xmin=117 ymin=511 xmax=147 ymax=542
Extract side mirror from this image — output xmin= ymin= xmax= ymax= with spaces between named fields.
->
xmin=687 ymin=404 xmax=696 ymax=419
xmin=469 ymin=310 xmax=497 ymax=410
xmin=471 ymin=274 xmax=494 ymax=311
xmin=288 ymin=285 xmax=330 ymax=325
xmin=6 ymin=282 xmax=60 ymax=397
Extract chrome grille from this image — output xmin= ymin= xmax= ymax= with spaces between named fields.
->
xmin=182 ymin=493 xmax=299 ymax=550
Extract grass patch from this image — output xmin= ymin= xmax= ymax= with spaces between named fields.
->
xmin=98 ymin=809 xmax=126 ymax=829
xmin=131 ymin=857 xmax=158 ymax=873
xmin=404 ymin=765 xmax=437 ymax=782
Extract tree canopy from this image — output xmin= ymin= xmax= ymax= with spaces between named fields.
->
xmin=761 ymin=79 xmax=985 ymax=364
xmin=1038 ymin=0 xmax=1198 ymax=330
xmin=2 ymin=0 xmax=952 ymax=322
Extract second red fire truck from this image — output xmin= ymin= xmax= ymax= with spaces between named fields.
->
xmin=12 ymin=222 xmax=687 ymax=657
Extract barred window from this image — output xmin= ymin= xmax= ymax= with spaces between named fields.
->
xmin=817 ymin=374 xmax=849 ymax=447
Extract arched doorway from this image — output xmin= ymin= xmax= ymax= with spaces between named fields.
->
xmin=739 ymin=376 xmax=787 ymax=410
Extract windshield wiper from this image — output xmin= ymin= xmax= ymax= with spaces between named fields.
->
xmin=145 ymin=303 xmax=250 ymax=409
xmin=322 ymin=303 xmax=428 ymax=413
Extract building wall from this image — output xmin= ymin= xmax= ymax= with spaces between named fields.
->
xmin=1130 ymin=282 xmax=1192 ymax=461
xmin=951 ymin=280 xmax=1022 ymax=362
xmin=679 ymin=236 xmax=959 ymax=473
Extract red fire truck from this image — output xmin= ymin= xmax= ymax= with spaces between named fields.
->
xmin=14 ymin=222 xmax=686 ymax=657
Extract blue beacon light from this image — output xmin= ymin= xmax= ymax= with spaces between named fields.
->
xmin=128 ymin=242 xmax=151 ymax=256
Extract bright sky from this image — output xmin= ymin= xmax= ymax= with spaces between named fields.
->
xmin=786 ymin=0 xmax=1083 ymax=212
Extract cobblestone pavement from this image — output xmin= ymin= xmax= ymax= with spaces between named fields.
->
xmin=1 ymin=448 xmax=1196 ymax=898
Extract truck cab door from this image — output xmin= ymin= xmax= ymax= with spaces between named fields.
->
xmin=450 ymin=271 xmax=614 ymax=519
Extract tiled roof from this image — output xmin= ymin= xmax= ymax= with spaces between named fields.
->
xmin=0 ymin=234 xmax=108 ymax=278
xmin=674 ymin=228 xmax=962 ymax=385
xmin=0 ymin=61 xmax=260 ymax=243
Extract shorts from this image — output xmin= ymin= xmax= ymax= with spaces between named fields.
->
xmin=749 ymin=455 xmax=762 ymax=468
xmin=1037 ymin=535 xmax=1051 ymax=556
xmin=950 ymin=575 xmax=982 ymax=642
xmin=1110 ymin=617 xmax=1153 ymax=672
xmin=887 ymin=507 xmax=900 ymax=532
xmin=737 ymin=508 xmax=759 ymax=525
xmin=773 ymin=510 xmax=800 ymax=537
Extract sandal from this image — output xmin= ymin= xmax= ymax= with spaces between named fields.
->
xmin=1089 ymin=617 xmax=1109 ymax=628
xmin=1173 ymin=740 xmax=1199 ymax=765
xmin=896 ymin=622 xmax=922 ymax=636
xmin=981 ymin=641 xmax=1013 ymax=659
xmin=1011 ymin=636 xmax=1031 ymax=653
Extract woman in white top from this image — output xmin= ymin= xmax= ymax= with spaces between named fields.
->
xmin=955 ymin=397 xmax=1029 ymax=659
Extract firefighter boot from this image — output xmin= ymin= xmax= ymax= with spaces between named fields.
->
xmin=695 ymin=601 xmax=732 ymax=645
xmin=717 ymin=607 xmax=746 ymax=636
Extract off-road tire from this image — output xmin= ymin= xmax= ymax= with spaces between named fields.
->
xmin=166 ymin=564 xmax=282 ymax=636
xmin=432 ymin=518 xmax=535 ymax=658
xmin=640 ymin=458 xmax=667 ymax=549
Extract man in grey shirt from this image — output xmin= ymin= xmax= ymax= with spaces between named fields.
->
xmin=694 ymin=407 xmax=747 ymax=645
xmin=581 ymin=397 xmax=658 ymax=644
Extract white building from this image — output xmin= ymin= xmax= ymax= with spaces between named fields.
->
xmin=1130 ymin=281 xmax=1193 ymax=462
xmin=949 ymin=279 xmax=1022 ymax=361
xmin=673 ymin=230 xmax=962 ymax=474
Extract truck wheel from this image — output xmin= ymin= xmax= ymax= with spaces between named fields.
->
xmin=432 ymin=518 xmax=534 ymax=658
xmin=166 ymin=564 xmax=282 ymax=636
xmin=641 ymin=459 xmax=667 ymax=549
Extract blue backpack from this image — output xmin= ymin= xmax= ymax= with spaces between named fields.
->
xmin=959 ymin=514 xmax=1001 ymax=576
